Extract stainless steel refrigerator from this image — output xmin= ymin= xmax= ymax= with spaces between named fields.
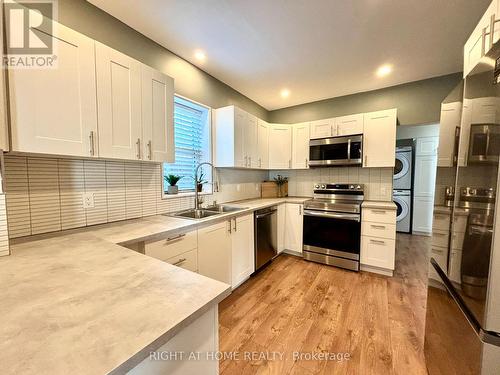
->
xmin=425 ymin=42 xmax=500 ymax=373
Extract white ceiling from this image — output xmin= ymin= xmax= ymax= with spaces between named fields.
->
xmin=88 ymin=0 xmax=490 ymax=110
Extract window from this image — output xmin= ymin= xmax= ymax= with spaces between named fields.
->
xmin=163 ymin=96 xmax=211 ymax=193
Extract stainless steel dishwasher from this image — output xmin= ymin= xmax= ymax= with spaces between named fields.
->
xmin=254 ymin=206 xmax=278 ymax=271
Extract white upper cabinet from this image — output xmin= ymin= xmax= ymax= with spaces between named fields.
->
xmin=438 ymin=102 xmax=462 ymax=167
xmin=96 ymin=42 xmax=142 ymax=160
xmin=231 ymin=214 xmax=255 ymax=288
xmin=246 ymin=114 xmax=259 ymax=168
xmin=363 ymin=109 xmax=397 ymax=167
xmin=335 ymin=113 xmax=364 ymax=136
xmin=214 ymin=106 xmax=258 ymax=168
xmin=141 ymin=65 xmax=175 ymax=162
xmin=9 ymin=21 xmax=98 ymax=157
xmin=310 ymin=118 xmax=335 ymax=139
xmin=257 ymin=119 xmax=270 ymax=169
xmin=464 ymin=1 xmax=499 ymax=77
xmin=269 ymin=124 xmax=292 ymax=169
xmin=292 ymin=122 xmax=310 ymax=169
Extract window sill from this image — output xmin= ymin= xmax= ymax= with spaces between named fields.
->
xmin=161 ymin=191 xmax=213 ymax=200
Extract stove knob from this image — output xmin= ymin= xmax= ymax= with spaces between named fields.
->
xmin=321 ymin=184 xmax=326 ymax=189
xmin=349 ymin=185 xmax=354 ymax=189
xmin=356 ymin=185 xmax=361 ymax=189
xmin=314 ymin=184 xmax=320 ymax=189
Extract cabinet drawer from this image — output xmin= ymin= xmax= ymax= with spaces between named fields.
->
xmin=432 ymin=229 xmax=449 ymax=248
xmin=361 ymin=222 xmax=396 ymax=240
xmin=452 ymin=215 xmax=467 ymax=233
xmin=360 ymin=236 xmax=395 ymax=270
xmin=451 ymin=231 xmax=465 ymax=250
xmin=362 ymin=208 xmax=396 ymax=224
xmin=432 ymin=212 xmax=450 ymax=231
xmin=165 ymin=248 xmax=198 ymax=273
xmin=145 ymin=230 xmax=197 ymax=261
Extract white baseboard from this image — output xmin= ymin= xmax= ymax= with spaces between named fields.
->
xmin=360 ymin=264 xmax=394 ymax=277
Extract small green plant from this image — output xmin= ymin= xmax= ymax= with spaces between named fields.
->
xmin=164 ymin=174 xmax=182 ymax=186
xmin=192 ymin=169 xmax=208 ymax=185
xmin=273 ymin=174 xmax=288 ymax=186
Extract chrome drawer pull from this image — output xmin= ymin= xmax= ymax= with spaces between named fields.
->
xmin=371 ymin=209 xmax=386 ymax=214
xmin=371 ymin=225 xmax=386 ymax=229
xmin=370 ymin=239 xmax=385 ymax=245
xmin=172 ymin=258 xmax=187 ymax=266
xmin=166 ymin=233 xmax=186 ymax=242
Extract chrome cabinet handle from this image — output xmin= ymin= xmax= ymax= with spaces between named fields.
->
xmin=370 ymin=239 xmax=385 ymax=245
xmin=165 ymin=233 xmax=186 ymax=242
xmin=233 ymin=218 xmax=237 ymax=232
xmin=147 ymin=140 xmax=152 ymax=160
xmin=371 ymin=224 xmax=386 ymax=229
xmin=372 ymin=209 xmax=386 ymax=214
xmin=172 ymin=258 xmax=187 ymax=266
xmin=228 ymin=220 xmax=232 ymax=234
xmin=299 ymin=205 xmax=302 ymax=215
xmin=136 ymin=138 xmax=141 ymax=159
xmin=89 ymin=131 xmax=95 ymax=156
xmin=347 ymin=138 xmax=351 ymax=161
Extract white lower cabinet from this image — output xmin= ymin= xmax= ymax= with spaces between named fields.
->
xmin=277 ymin=204 xmax=286 ymax=253
xmin=128 ymin=305 xmax=219 ymax=375
xmin=412 ymin=196 xmax=434 ymax=233
xmin=360 ymin=207 xmax=397 ymax=274
xmin=284 ymin=203 xmax=303 ymax=254
xmin=145 ymin=230 xmax=198 ymax=272
xmin=198 ymin=221 xmax=232 ymax=285
xmin=231 ymin=214 xmax=255 ymax=288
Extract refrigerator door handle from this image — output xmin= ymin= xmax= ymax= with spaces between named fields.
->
xmin=430 ymin=258 xmax=500 ymax=347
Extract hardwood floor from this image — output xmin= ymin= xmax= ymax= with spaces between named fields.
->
xmin=219 ymin=233 xmax=431 ymax=375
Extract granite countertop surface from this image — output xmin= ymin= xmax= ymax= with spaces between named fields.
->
xmin=0 ymin=196 xmax=310 ymax=374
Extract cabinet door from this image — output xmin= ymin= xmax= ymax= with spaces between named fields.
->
xmin=335 ymin=113 xmax=364 ymax=136
xmin=246 ymin=114 xmax=259 ymax=168
xmin=231 ymin=214 xmax=255 ymax=288
xmin=233 ymin=107 xmax=247 ymax=168
xmin=437 ymin=102 xmax=462 ymax=167
xmin=310 ymin=118 xmax=334 ymax=139
xmin=284 ymin=204 xmax=303 ymax=253
xmin=257 ymin=120 xmax=269 ymax=169
xmin=414 ymin=155 xmax=437 ymax=197
xmin=360 ymin=236 xmax=396 ymax=270
xmin=412 ymin=196 xmax=434 ymax=234
xmin=198 ymin=221 xmax=232 ymax=284
xmin=96 ymin=42 xmax=142 ymax=160
xmin=363 ymin=109 xmax=397 ymax=167
xmin=277 ymin=204 xmax=286 ymax=253
xmin=141 ymin=65 xmax=174 ymax=162
xmin=415 ymin=137 xmax=438 ymax=157
xmin=9 ymin=22 xmax=97 ymax=157
xmin=292 ymin=122 xmax=310 ymax=169
xmin=269 ymin=124 xmax=292 ymax=169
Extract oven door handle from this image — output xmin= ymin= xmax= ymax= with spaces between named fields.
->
xmin=303 ymin=209 xmax=360 ymax=222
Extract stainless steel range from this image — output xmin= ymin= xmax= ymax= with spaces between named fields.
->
xmin=303 ymin=183 xmax=364 ymax=271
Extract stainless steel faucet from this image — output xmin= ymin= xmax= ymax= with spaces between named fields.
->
xmin=194 ymin=162 xmax=214 ymax=210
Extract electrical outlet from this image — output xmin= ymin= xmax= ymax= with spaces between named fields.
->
xmin=83 ymin=192 xmax=95 ymax=209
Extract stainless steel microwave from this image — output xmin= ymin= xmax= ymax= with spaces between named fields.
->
xmin=309 ymin=135 xmax=362 ymax=167
xmin=468 ymin=124 xmax=500 ymax=164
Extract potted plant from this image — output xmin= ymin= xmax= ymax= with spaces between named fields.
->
xmin=273 ymin=175 xmax=288 ymax=197
xmin=193 ymin=170 xmax=208 ymax=193
xmin=164 ymin=174 xmax=182 ymax=194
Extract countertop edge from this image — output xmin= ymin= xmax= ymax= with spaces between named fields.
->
xmin=110 ymin=285 xmax=232 ymax=375
xmin=361 ymin=200 xmax=397 ymax=210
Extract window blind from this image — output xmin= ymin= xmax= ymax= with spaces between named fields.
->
xmin=164 ymin=96 xmax=207 ymax=191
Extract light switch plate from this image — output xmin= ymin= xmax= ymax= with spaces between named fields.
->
xmin=83 ymin=192 xmax=95 ymax=209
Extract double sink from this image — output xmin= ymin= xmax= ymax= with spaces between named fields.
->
xmin=170 ymin=204 xmax=246 ymax=220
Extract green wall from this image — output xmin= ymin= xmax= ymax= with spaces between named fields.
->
xmin=57 ymin=0 xmax=269 ymax=119
xmin=268 ymin=73 xmax=463 ymax=125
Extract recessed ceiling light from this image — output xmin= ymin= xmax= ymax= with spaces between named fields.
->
xmin=280 ymin=89 xmax=290 ymax=98
xmin=376 ymin=64 xmax=392 ymax=77
xmin=194 ymin=50 xmax=206 ymax=61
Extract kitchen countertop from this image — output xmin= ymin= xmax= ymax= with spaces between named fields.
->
xmin=0 ymin=196 xmax=310 ymax=375
xmin=362 ymin=200 xmax=397 ymax=210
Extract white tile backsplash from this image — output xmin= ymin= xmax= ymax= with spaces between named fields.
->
xmin=3 ymin=156 xmax=268 ymax=239
xmin=270 ymin=167 xmax=393 ymax=201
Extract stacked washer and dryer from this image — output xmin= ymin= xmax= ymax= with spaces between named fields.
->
xmin=393 ymin=146 xmax=413 ymax=233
